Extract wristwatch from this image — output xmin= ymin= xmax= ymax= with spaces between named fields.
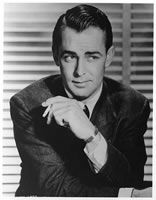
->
xmin=85 ymin=126 xmax=99 ymax=143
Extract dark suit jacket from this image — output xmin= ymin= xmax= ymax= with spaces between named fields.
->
xmin=10 ymin=75 xmax=150 ymax=197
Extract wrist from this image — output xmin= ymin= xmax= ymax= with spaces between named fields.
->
xmin=84 ymin=126 xmax=99 ymax=143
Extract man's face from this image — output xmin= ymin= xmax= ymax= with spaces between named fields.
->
xmin=58 ymin=26 xmax=112 ymax=100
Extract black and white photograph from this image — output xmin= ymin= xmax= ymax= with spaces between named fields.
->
xmin=2 ymin=1 xmax=154 ymax=198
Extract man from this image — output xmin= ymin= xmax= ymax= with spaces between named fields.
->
xmin=10 ymin=4 xmax=152 ymax=197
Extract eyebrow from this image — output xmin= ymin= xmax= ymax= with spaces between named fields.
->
xmin=61 ymin=50 xmax=103 ymax=57
xmin=86 ymin=51 xmax=103 ymax=56
xmin=61 ymin=50 xmax=77 ymax=56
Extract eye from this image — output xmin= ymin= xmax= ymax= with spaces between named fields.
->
xmin=87 ymin=55 xmax=99 ymax=62
xmin=62 ymin=55 xmax=76 ymax=63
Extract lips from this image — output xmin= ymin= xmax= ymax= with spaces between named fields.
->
xmin=72 ymin=80 xmax=89 ymax=84
xmin=72 ymin=80 xmax=89 ymax=87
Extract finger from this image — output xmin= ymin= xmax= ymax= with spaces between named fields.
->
xmin=54 ymin=106 xmax=70 ymax=118
xmin=42 ymin=101 xmax=48 ymax=107
xmin=42 ymin=105 xmax=51 ymax=117
xmin=42 ymin=100 xmax=70 ymax=115
xmin=44 ymin=99 xmax=79 ymax=113
xmin=44 ymin=96 xmax=69 ymax=106
xmin=52 ymin=101 xmax=71 ymax=112
xmin=47 ymin=107 xmax=54 ymax=124
xmin=54 ymin=115 xmax=65 ymax=127
xmin=55 ymin=111 xmax=70 ymax=127
xmin=77 ymin=101 xmax=85 ymax=110
xmin=54 ymin=107 xmax=71 ymax=127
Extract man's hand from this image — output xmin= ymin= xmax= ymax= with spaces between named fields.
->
xmin=132 ymin=187 xmax=152 ymax=197
xmin=42 ymin=96 xmax=95 ymax=141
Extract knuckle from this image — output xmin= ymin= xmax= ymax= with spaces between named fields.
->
xmin=73 ymin=99 xmax=77 ymax=103
xmin=46 ymin=99 xmax=52 ymax=105
xmin=71 ymin=99 xmax=78 ymax=106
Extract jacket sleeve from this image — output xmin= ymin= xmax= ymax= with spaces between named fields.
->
xmin=97 ymin=98 xmax=150 ymax=188
xmin=10 ymin=95 xmax=119 ymax=197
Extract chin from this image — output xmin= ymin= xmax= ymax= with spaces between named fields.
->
xmin=71 ymin=89 xmax=92 ymax=101
xmin=67 ymin=84 xmax=94 ymax=100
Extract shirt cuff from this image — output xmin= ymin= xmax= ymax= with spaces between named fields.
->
xmin=118 ymin=188 xmax=134 ymax=197
xmin=84 ymin=132 xmax=107 ymax=172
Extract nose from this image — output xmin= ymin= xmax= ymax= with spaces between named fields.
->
xmin=74 ymin=58 xmax=86 ymax=77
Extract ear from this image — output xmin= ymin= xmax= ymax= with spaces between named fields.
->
xmin=105 ymin=46 xmax=115 ymax=68
xmin=55 ymin=59 xmax=60 ymax=67
xmin=53 ymin=52 xmax=60 ymax=66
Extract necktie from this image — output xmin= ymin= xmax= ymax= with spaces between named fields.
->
xmin=83 ymin=105 xmax=90 ymax=118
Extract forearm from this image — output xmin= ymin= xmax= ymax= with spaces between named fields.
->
xmin=84 ymin=131 xmax=131 ymax=186
xmin=84 ymin=100 xmax=150 ymax=187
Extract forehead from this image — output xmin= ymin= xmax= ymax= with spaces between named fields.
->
xmin=61 ymin=26 xmax=106 ymax=52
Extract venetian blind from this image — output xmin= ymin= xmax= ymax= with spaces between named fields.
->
xmin=3 ymin=3 xmax=153 ymax=196
xmin=129 ymin=4 xmax=153 ymax=182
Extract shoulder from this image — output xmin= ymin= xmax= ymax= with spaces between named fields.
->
xmin=104 ymin=77 xmax=150 ymax=117
xmin=10 ymin=74 xmax=61 ymax=111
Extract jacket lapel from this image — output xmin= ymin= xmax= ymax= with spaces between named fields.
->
xmin=44 ymin=75 xmax=67 ymax=98
xmin=91 ymin=78 xmax=117 ymax=141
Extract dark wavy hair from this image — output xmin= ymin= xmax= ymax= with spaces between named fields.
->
xmin=52 ymin=4 xmax=113 ymax=66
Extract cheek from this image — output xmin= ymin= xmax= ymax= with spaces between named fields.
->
xmin=89 ymin=63 xmax=105 ymax=79
xmin=60 ymin=64 xmax=74 ymax=81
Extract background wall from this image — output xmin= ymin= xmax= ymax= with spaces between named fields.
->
xmin=3 ymin=3 xmax=153 ymax=196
